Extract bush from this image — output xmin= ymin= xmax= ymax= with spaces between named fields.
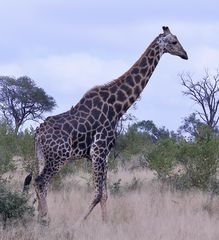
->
xmin=125 ymin=176 xmax=143 ymax=192
xmin=178 ymin=135 xmax=219 ymax=190
xmin=17 ymin=127 xmax=35 ymax=172
xmin=109 ymin=178 xmax=122 ymax=195
xmin=166 ymin=174 xmax=193 ymax=191
xmin=116 ymin=125 xmax=154 ymax=158
xmin=50 ymin=159 xmax=92 ymax=190
xmin=0 ymin=121 xmax=36 ymax=175
xmin=0 ymin=180 xmax=34 ymax=228
xmin=147 ymin=139 xmax=178 ymax=180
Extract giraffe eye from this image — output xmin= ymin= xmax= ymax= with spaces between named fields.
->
xmin=172 ymin=41 xmax=177 ymax=45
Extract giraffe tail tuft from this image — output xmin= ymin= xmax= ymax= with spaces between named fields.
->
xmin=23 ymin=172 xmax=33 ymax=193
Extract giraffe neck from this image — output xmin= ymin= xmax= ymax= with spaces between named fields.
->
xmin=113 ymin=36 xmax=163 ymax=118
xmin=72 ymin=36 xmax=164 ymax=126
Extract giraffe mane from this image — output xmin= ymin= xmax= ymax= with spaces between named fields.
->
xmin=83 ymin=77 xmax=120 ymax=95
xmin=82 ymin=35 xmax=162 ymax=97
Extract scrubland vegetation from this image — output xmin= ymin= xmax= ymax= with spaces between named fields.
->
xmin=0 ymin=118 xmax=219 ymax=239
xmin=0 ymin=71 xmax=218 ymax=239
xmin=1 ymin=169 xmax=219 ymax=240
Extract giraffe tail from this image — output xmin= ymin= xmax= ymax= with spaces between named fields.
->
xmin=23 ymin=172 xmax=33 ymax=193
xmin=22 ymin=127 xmax=42 ymax=194
xmin=34 ymin=126 xmax=42 ymax=177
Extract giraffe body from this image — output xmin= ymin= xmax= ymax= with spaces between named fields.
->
xmin=33 ymin=26 xmax=188 ymax=222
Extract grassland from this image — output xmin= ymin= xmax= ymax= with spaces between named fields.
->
xmin=1 ymin=169 xmax=219 ymax=240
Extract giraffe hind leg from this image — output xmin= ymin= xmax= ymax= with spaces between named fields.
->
xmin=34 ymin=164 xmax=58 ymax=224
xmin=34 ymin=175 xmax=49 ymax=224
xmin=34 ymin=156 xmax=68 ymax=224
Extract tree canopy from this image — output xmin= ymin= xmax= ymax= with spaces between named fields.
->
xmin=0 ymin=76 xmax=56 ymax=133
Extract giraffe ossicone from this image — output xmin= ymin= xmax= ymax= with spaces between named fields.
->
xmin=26 ymin=26 xmax=188 ymax=223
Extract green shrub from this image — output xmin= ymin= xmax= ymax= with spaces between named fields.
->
xmin=125 ymin=177 xmax=143 ymax=192
xmin=17 ymin=128 xmax=35 ymax=172
xmin=0 ymin=181 xmax=34 ymax=228
xmin=167 ymin=174 xmax=193 ymax=191
xmin=0 ymin=122 xmax=17 ymax=176
xmin=178 ymin=136 xmax=219 ymax=190
xmin=109 ymin=178 xmax=122 ymax=195
xmin=147 ymin=139 xmax=178 ymax=180
xmin=50 ymin=159 xmax=92 ymax=191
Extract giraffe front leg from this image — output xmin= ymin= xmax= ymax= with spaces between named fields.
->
xmin=83 ymin=153 xmax=107 ymax=221
xmin=100 ymin=160 xmax=108 ymax=222
xmin=100 ymin=179 xmax=108 ymax=222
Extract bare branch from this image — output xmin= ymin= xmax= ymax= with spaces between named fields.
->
xmin=180 ymin=71 xmax=219 ymax=130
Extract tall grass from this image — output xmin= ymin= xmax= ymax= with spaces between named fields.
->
xmin=1 ymin=169 xmax=219 ymax=240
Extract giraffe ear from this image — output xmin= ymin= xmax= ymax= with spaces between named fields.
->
xmin=162 ymin=26 xmax=171 ymax=35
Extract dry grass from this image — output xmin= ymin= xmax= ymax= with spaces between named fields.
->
xmin=1 ymin=169 xmax=219 ymax=240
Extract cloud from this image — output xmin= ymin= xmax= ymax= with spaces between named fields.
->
xmin=0 ymin=50 xmax=190 ymax=130
xmin=0 ymin=52 xmax=129 ymax=111
xmin=0 ymin=19 xmax=218 ymax=131
xmin=0 ymin=1 xmax=219 ymax=131
xmin=191 ymin=47 xmax=219 ymax=72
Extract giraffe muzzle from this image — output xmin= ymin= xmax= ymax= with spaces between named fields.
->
xmin=180 ymin=50 xmax=188 ymax=60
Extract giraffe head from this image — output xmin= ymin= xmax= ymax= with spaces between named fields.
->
xmin=158 ymin=26 xmax=188 ymax=60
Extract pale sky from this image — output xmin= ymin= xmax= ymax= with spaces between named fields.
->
xmin=0 ymin=0 xmax=219 ymax=131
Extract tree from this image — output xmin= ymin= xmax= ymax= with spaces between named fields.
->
xmin=180 ymin=70 xmax=219 ymax=130
xmin=178 ymin=112 xmax=219 ymax=140
xmin=0 ymin=76 xmax=56 ymax=134
xmin=132 ymin=120 xmax=176 ymax=142
xmin=116 ymin=102 xmax=138 ymax=136
xmin=0 ymin=120 xmax=16 ymax=176
xmin=116 ymin=112 xmax=137 ymax=136
xmin=178 ymin=113 xmax=203 ymax=138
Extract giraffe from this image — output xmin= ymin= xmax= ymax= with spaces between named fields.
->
xmin=29 ymin=26 xmax=188 ymax=223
